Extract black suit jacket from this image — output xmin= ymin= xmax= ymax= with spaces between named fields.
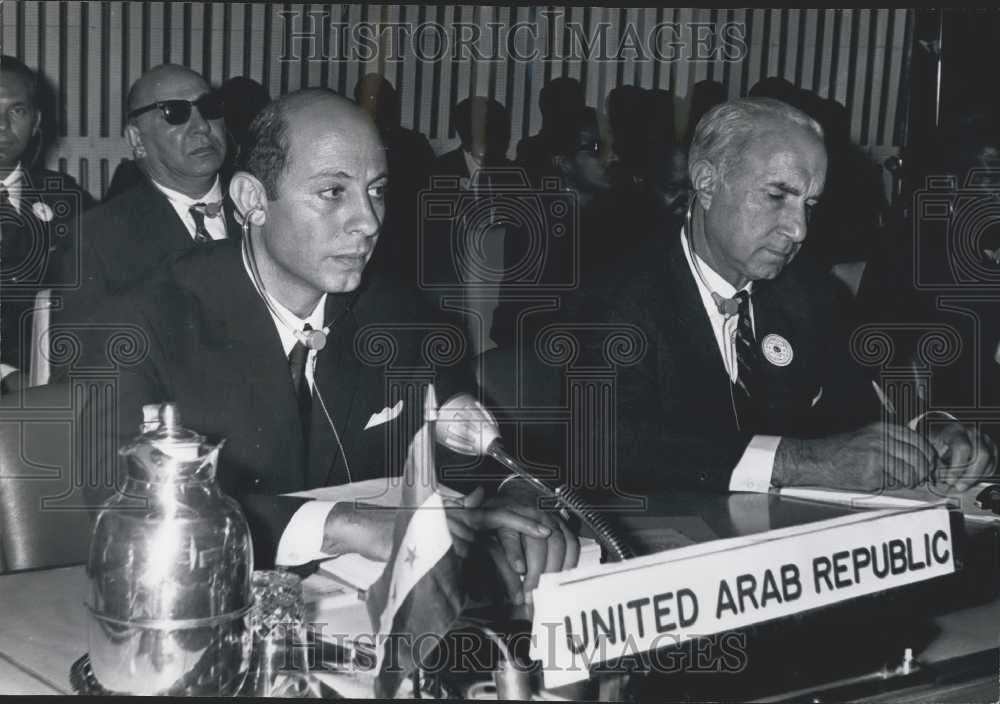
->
xmin=51 ymin=177 xmax=239 ymax=381
xmin=568 ymin=214 xmax=877 ymax=493
xmin=55 ymin=177 xmax=239 ymax=323
xmin=78 ymin=241 xmax=476 ymax=566
xmin=0 ymin=168 xmax=93 ymax=372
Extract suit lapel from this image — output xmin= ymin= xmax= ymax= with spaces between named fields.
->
xmin=661 ymin=231 xmax=738 ymax=415
xmin=207 ymin=247 xmax=307 ymax=488
xmin=99 ymin=180 xmax=194 ymax=292
xmin=2 ymin=171 xmax=51 ymax=286
xmin=308 ymin=293 xmax=363 ymax=487
xmin=751 ymin=277 xmax=820 ymax=426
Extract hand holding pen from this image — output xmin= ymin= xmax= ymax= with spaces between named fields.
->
xmin=872 ymin=380 xmax=996 ymax=492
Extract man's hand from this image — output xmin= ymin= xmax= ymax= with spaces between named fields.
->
xmin=321 ymin=503 xmax=396 ymax=561
xmin=442 ymin=486 xmax=553 ymax=561
xmin=926 ymin=421 xmax=996 ymax=492
xmin=319 ymin=486 xmax=559 ymax=566
xmin=774 ymin=421 xmax=938 ymax=491
xmin=481 ymin=478 xmax=580 ymax=606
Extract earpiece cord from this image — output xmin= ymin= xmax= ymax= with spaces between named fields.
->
xmin=240 ymin=218 xmax=330 ymax=346
xmin=312 ymin=353 xmax=353 ymax=485
xmin=685 ymin=195 xmax=724 ymax=304
xmin=686 ymin=196 xmax=741 ymax=383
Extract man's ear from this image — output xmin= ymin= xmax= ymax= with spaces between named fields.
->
xmin=229 ymin=171 xmax=268 ymax=226
xmin=125 ymin=124 xmax=146 ymax=158
xmin=689 ymin=159 xmax=719 ymax=212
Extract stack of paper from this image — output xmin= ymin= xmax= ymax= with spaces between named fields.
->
xmin=777 ymin=481 xmax=1000 ymax=522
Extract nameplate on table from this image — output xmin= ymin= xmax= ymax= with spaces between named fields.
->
xmin=530 ymin=504 xmax=954 ymax=689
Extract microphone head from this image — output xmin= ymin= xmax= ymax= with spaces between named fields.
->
xmin=711 ymin=292 xmax=740 ymax=317
xmin=435 ymin=396 xmax=501 ymax=456
xmin=302 ymin=328 xmax=327 ymax=351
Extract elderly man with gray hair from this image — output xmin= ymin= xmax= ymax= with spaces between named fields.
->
xmin=570 ymin=97 xmax=993 ymax=497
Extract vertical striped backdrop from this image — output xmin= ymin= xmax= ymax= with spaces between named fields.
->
xmin=1 ymin=4 xmax=912 ymax=201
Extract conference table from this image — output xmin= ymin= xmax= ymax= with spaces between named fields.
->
xmin=1 ymin=490 xmax=998 ymax=698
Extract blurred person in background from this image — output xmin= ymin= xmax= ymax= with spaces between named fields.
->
xmin=0 ymin=55 xmax=92 ymax=389
xmin=515 ymin=76 xmax=587 ymax=178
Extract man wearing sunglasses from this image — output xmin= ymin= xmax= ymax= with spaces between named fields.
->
xmin=53 ymin=65 xmax=239 ymax=378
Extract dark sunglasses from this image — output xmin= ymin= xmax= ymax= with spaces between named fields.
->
xmin=127 ymin=92 xmax=225 ymax=125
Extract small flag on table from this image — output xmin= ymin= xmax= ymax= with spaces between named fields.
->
xmin=365 ymin=384 xmax=467 ymax=698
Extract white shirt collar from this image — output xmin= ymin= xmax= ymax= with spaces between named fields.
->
xmin=267 ymin=292 xmax=328 ymax=358
xmin=239 ymin=250 xmax=328 ymax=389
xmin=151 ymin=175 xmax=227 ymax=241
xmin=679 ymin=227 xmax=754 ymax=382
xmin=1 ymin=164 xmax=25 ymax=209
xmin=151 ymin=175 xmax=222 ymax=208
xmin=678 ymin=226 xmax=752 ymax=304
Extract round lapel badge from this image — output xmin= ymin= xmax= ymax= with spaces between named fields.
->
xmin=761 ymin=333 xmax=793 ymax=367
xmin=31 ymin=201 xmax=54 ymax=223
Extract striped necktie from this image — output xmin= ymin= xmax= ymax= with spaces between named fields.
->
xmin=730 ymin=290 xmax=764 ymax=428
xmin=189 ymin=201 xmax=222 ymax=243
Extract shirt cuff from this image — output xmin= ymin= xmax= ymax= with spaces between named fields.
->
xmin=275 ymin=500 xmax=338 ymax=566
xmin=728 ymin=435 xmax=781 ymax=493
xmin=1 ymin=364 xmax=19 ymax=380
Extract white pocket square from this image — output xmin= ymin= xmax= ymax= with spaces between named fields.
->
xmin=364 ymin=400 xmax=404 ymax=430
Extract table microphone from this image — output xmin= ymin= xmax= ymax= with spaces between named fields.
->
xmin=436 ymin=398 xmax=635 ymax=561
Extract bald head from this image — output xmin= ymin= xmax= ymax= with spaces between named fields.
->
xmin=239 ymin=89 xmax=379 ymax=200
xmin=127 ymin=64 xmax=209 ymax=116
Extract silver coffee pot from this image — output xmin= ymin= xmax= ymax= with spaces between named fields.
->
xmin=86 ymin=403 xmax=254 ymax=695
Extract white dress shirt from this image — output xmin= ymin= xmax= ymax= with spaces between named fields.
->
xmin=678 ymin=228 xmax=780 ymax=493
xmin=264 ymin=292 xmax=326 ymax=392
xmin=151 ymin=176 xmax=228 ymax=241
xmin=261 ymin=289 xmax=342 ymax=566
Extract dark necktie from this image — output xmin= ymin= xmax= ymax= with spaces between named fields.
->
xmin=288 ymin=324 xmax=313 ymax=446
xmin=189 ymin=201 xmax=222 ymax=243
xmin=731 ymin=290 xmax=764 ymax=428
